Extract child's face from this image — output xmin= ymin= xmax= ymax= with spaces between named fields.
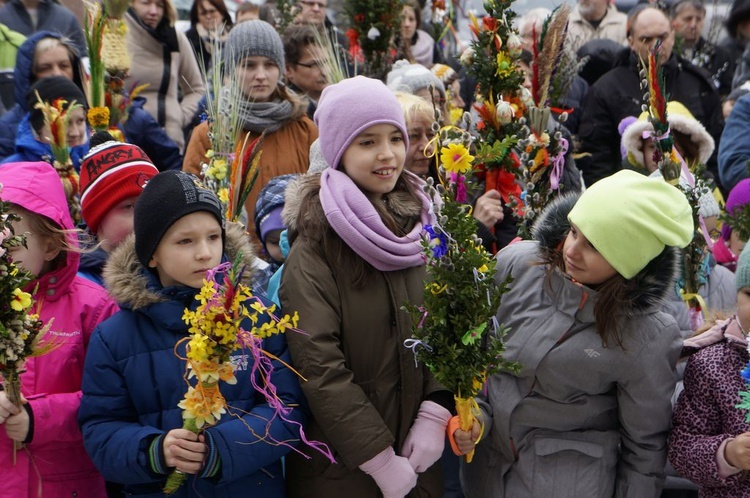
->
xmin=98 ymin=196 xmax=137 ymax=253
xmin=39 ymin=106 xmax=87 ymax=148
xmin=738 ymin=286 xmax=750 ymax=333
xmin=340 ymin=123 xmax=406 ymax=200
xmin=8 ymin=211 xmax=60 ymax=278
xmin=148 ymin=211 xmax=223 ymax=288
xmin=731 ymin=229 xmax=747 ymax=256
xmin=264 ymin=228 xmax=284 ymax=262
xmin=562 ymin=224 xmax=618 ymax=285
xmin=642 ymin=138 xmax=659 ymax=173
xmin=405 ymin=116 xmax=435 ymax=178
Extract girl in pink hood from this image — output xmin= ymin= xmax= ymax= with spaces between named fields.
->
xmin=0 ymin=162 xmax=118 ymax=498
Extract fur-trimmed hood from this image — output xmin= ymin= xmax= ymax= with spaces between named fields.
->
xmin=531 ymin=193 xmax=682 ymax=312
xmin=103 ymin=221 xmax=258 ymax=310
xmin=281 ymin=171 xmax=426 ymax=240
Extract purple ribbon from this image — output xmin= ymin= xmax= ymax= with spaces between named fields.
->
xmin=549 ymin=137 xmax=569 ymax=191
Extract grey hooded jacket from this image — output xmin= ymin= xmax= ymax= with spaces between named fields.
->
xmin=462 ymin=194 xmax=683 ymax=498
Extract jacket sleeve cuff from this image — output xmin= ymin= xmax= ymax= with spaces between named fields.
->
xmin=148 ymin=434 xmax=170 ymax=475
xmin=717 ymin=438 xmax=743 ymax=478
xmin=23 ymin=403 xmax=34 ymax=444
xmin=198 ymin=430 xmax=222 ymax=480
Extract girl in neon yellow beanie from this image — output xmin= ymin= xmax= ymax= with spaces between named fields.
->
xmin=455 ymin=170 xmax=695 ymax=497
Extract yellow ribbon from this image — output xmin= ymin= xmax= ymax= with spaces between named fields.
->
xmin=679 ymin=289 xmax=708 ymax=319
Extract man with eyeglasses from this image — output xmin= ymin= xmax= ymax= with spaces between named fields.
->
xmin=283 ymin=23 xmax=329 ymax=119
xmin=577 ymin=5 xmax=723 ymax=191
xmin=293 ymin=0 xmax=348 ymax=54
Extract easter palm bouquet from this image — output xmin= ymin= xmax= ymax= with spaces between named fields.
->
xmin=404 ymin=124 xmax=517 ymax=463
xmin=0 ymin=188 xmax=55 ymax=463
xmin=164 ymin=255 xmax=332 ymax=494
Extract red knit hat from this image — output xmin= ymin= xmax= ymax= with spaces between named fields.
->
xmin=79 ymin=135 xmax=159 ymax=235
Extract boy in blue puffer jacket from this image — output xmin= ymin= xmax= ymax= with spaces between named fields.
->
xmin=78 ymin=171 xmax=306 ymax=497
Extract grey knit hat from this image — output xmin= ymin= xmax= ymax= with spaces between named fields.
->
xmin=386 ymin=60 xmax=445 ymax=98
xmin=224 ymin=20 xmax=285 ymax=70
xmin=737 ymin=242 xmax=750 ymax=291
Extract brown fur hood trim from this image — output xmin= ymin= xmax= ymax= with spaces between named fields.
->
xmin=103 ymin=221 xmax=258 ymax=310
xmin=281 ymin=171 xmax=426 ymax=237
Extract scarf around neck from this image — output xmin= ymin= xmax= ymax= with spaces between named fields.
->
xmin=127 ymin=8 xmax=179 ymax=52
xmin=229 ymin=90 xmax=296 ymax=133
xmin=319 ymin=167 xmax=435 ymax=271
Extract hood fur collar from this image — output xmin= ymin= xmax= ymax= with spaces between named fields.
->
xmin=104 ymin=221 xmax=259 ymax=310
xmin=531 ymin=193 xmax=682 ymax=312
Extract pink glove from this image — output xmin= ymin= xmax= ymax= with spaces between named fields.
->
xmin=401 ymin=400 xmax=452 ymax=472
xmin=359 ymin=446 xmax=418 ymax=498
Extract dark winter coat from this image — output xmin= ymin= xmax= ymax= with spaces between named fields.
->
xmin=78 ymin=223 xmax=305 ymax=497
xmin=578 ymin=50 xmax=723 ymax=188
xmin=0 ymin=0 xmax=86 ymax=57
xmin=462 ymin=194 xmax=684 ymax=497
xmin=669 ymin=317 xmax=750 ymax=498
xmin=279 ymin=173 xmax=447 ymax=497
xmin=0 ymin=30 xmax=83 ymax=160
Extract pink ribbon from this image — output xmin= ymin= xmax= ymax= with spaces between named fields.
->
xmin=549 ymin=137 xmax=569 ymax=191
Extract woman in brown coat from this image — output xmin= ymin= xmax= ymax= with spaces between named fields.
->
xmin=182 ymin=20 xmax=317 ymax=223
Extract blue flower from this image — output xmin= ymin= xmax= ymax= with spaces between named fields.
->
xmin=742 ymin=366 xmax=750 ymax=384
xmin=424 ymin=224 xmax=448 ymax=259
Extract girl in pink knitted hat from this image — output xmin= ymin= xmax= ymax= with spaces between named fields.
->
xmin=279 ymin=76 xmax=452 ymax=498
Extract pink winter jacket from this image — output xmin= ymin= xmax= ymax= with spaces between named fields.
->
xmin=0 ymin=162 xmax=119 ymax=498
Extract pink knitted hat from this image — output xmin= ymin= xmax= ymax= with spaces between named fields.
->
xmin=314 ymin=76 xmax=409 ymax=170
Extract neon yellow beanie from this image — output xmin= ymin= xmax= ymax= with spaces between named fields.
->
xmin=568 ymin=170 xmax=694 ymax=279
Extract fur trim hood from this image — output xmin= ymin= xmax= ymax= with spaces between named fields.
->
xmin=103 ymin=221 xmax=258 ymax=310
xmin=620 ymin=105 xmax=715 ymax=169
xmin=531 ymin=193 xmax=682 ymax=312
xmin=281 ymin=171 xmax=426 ymax=239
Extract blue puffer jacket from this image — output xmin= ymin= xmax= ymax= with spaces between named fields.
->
xmin=78 ymin=224 xmax=305 ymax=497
xmin=121 ymin=97 xmax=183 ymax=171
xmin=719 ymin=92 xmax=750 ymax=192
xmin=1 ymin=113 xmax=89 ymax=169
xmin=0 ymin=31 xmax=84 ymax=160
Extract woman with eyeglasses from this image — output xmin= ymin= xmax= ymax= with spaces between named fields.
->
xmin=125 ymin=0 xmax=206 ymax=154
xmin=183 ymin=20 xmax=317 ymax=243
xmin=185 ymin=0 xmax=233 ymax=76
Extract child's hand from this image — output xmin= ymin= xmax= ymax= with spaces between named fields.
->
xmin=5 ymin=408 xmax=29 ymax=442
xmin=726 ymin=433 xmax=750 ymax=470
xmin=453 ymin=420 xmax=481 ymax=456
xmin=163 ymin=429 xmax=207 ymax=474
xmin=0 ymin=391 xmax=23 ymax=425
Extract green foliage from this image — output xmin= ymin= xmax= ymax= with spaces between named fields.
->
xmin=344 ymin=0 xmax=401 ymax=80
xmin=404 ymin=127 xmax=518 ymax=399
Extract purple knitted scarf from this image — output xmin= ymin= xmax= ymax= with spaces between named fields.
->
xmin=319 ymin=168 xmax=434 ymax=271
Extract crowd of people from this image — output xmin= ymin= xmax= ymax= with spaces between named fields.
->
xmin=2 ymin=0 xmax=750 ymax=497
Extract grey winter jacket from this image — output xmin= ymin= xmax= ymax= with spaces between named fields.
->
xmin=462 ymin=195 xmax=683 ymax=498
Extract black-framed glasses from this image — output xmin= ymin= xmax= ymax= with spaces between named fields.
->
xmin=295 ymin=60 xmax=323 ymax=69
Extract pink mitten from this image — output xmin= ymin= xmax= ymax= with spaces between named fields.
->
xmin=401 ymin=400 xmax=452 ymax=472
xmin=359 ymin=447 xmax=418 ymax=498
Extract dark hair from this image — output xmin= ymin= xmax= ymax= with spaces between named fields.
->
xmin=189 ymin=0 xmax=233 ymax=28
xmin=540 ymin=236 xmax=632 ymax=348
xmin=283 ymin=23 xmax=321 ymax=64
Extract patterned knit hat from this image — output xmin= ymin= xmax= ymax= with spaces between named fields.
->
xmin=254 ymin=174 xmax=297 ymax=243
xmin=134 ymin=171 xmax=224 ymax=268
xmin=430 ymin=63 xmax=458 ymax=86
xmin=79 ymin=131 xmax=159 ymax=235
xmin=386 ymin=60 xmax=445 ymax=99
xmin=737 ymin=242 xmax=750 ymax=290
xmin=315 ymin=76 xmax=409 ymax=170
xmin=224 ymin=19 xmax=284 ymax=70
